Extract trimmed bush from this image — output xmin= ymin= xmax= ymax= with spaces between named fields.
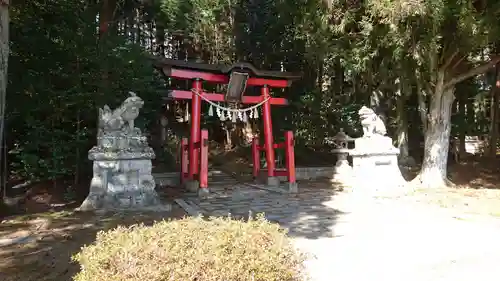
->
xmin=72 ymin=215 xmax=307 ymax=281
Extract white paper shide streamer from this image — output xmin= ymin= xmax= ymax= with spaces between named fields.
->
xmin=185 ymin=89 xmax=270 ymax=123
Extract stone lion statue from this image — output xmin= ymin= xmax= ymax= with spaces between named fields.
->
xmin=358 ymin=106 xmax=386 ymax=137
xmin=98 ymin=92 xmax=144 ymax=133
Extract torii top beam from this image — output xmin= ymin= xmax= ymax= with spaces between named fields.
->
xmin=152 ymin=57 xmax=302 ymax=88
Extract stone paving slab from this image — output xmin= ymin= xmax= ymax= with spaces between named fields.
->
xmin=187 ymin=183 xmax=341 ymax=237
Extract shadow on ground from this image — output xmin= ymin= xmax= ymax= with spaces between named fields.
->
xmin=183 ymin=179 xmax=346 ymax=240
xmin=0 ymin=206 xmax=186 ymax=281
xmin=0 ymin=173 xmax=346 ymax=280
xmin=449 ymin=158 xmax=500 ymax=189
xmin=272 ymin=181 xmax=346 ymax=239
xmin=6 ymin=157 xmax=500 ymax=281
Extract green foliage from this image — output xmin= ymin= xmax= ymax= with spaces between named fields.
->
xmin=6 ymin=0 xmax=500 ymax=186
xmin=7 ymin=0 xmax=163 ymax=181
xmin=72 ymin=215 xmax=307 ymax=281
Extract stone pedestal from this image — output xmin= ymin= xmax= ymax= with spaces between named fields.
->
xmin=185 ymin=180 xmax=200 ymax=193
xmin=79 ymin=151 xmax=169 ymax=211
xmin=285 ymin=182 xmax=298 ymax=193
xmin=350 ymin=136 xmax=407 ymax=191
xmin=266 ymin=176 xmax=280 ymax=188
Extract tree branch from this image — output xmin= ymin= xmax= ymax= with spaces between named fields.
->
xmin=444 ymin=57 xmax=500 ymax=89
xmin=440 ymin=49 xmax=459 ymax=72
xmin=450 ymin=55 xmax=466 ymax=70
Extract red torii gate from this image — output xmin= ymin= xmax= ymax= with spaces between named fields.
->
xmin=153 ymin=57 xmax=301 ymax=196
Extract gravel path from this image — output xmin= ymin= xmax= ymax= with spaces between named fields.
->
xmin=293 ymin=193 xmax=500 ymax=281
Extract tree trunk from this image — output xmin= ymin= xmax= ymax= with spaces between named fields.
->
xmin=489 ymin=66 xmax=500 ymax=156
xmin=488 ymin=89 xmax=498 ymax=156
xmin=0 ymin=0 xmax=9 ymax=201
xmin=99 ymin=0 xmax=117 ymax=37
xmin=396 ymin=95 xmax=410 ymax=159
xmin=225 ymin=126 xmax=232 ymax=150
xmin=370 ymin=88 xmax=385 ymax=118
xmin=414 ymin=58 xmax=500 ymax=188
xmin=98 ymin=0 xmax=117 ymax=98
xmin=416 ymin=80 xmax=428 ymax=134
xmin=155 ymin=21 xmax=165 ymax=56
xmin=466 ymin=93 xmax=475 ymax=129
xmin=457 ymin=87 xmax=466 ymax=159
xmin=415 ymin=74 xmax=455 ymax=188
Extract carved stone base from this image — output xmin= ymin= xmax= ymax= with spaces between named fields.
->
xmin=185 ymin=180 xmax=200 ymax=192
xmin=266 ymin=176 xmax=280 ymax=188
xmin=78 ymin=190 xmax=170 ymax=212
xmin=350 ymin=136 xmax=407 ymax=192
xmin=198 ymin=187 xmax=210 ymax=198
xmin=78 ymin=158 xmax=170 ymax=212
xmin=286 ymin=182 xmax=298 ymax=193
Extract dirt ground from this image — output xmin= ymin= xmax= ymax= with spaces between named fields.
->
xmin=0 ymin=206 xmax=186 ymax=281
xmin=2 ymin=157 xmax=500 ymax=281
xmin=395 ymin=158 xmax=500 ymax=217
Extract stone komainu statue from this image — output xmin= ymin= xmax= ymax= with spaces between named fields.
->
xmin=79 ymin=91 xmax=164 ymax=211
xmin=358 ymin=106 xmax=387 ymax=137
xmin=96 ymin=92 xmax=147 ymax=149
xmin=98 ymin=91 xmax=144 ymax=133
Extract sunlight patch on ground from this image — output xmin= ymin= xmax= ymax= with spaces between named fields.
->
xmin=403 ymin=187 xmax=500 ymax=217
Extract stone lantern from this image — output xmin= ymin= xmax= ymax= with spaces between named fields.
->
xmin=330 ymin=128 xmax=354 ymax=185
